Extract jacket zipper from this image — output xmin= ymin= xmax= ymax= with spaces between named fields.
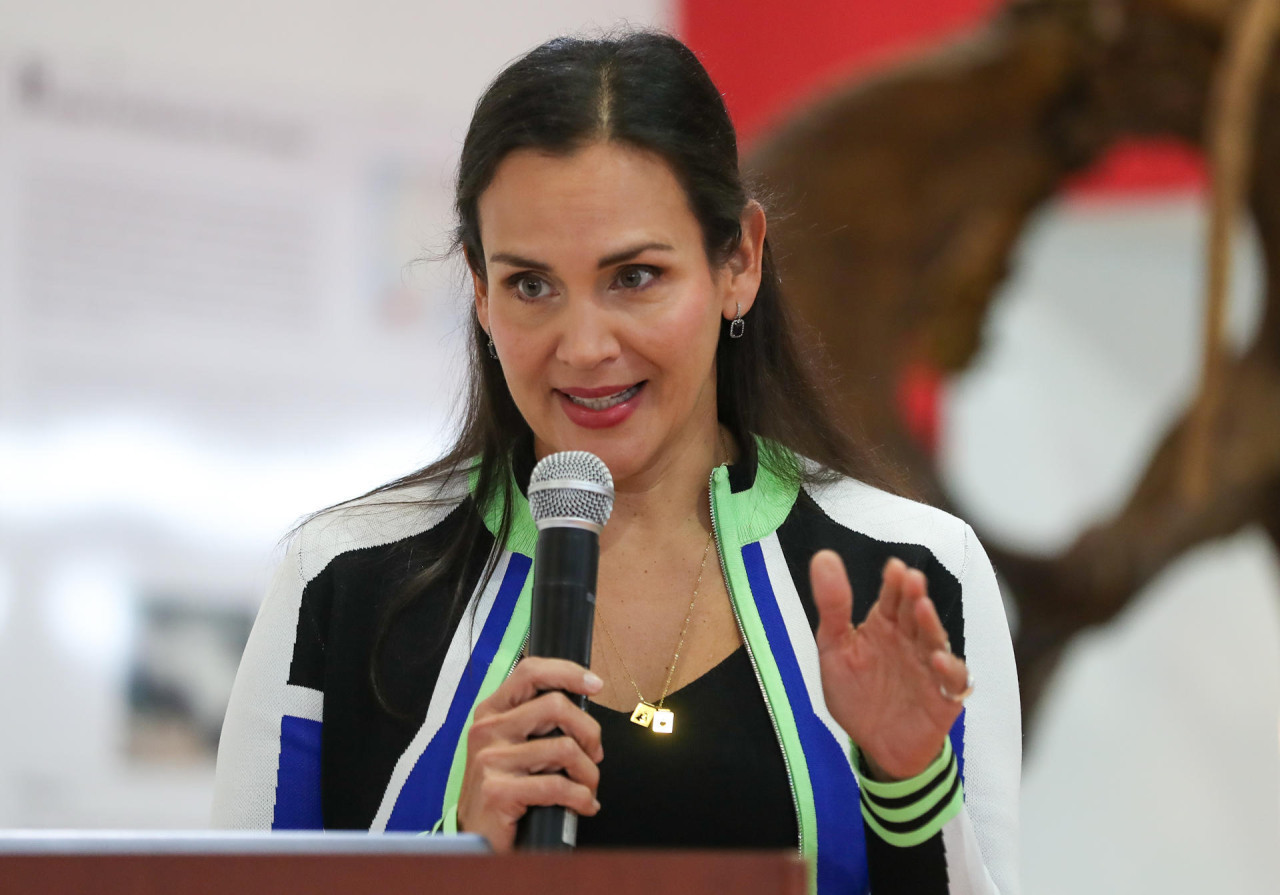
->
xmin=507 ymin=627 xmax=531 ymax=678
xmin=709 ymin=468 xmax=804 ymax=857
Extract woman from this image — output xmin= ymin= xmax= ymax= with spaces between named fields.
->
xmin=213 ymin=30 xmax=1020 ymax=895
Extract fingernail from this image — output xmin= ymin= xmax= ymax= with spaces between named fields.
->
xmin=584 ymin=671 xmax=604 ymax=692
xmin=592 ymin=799 xmax=601 ymax=813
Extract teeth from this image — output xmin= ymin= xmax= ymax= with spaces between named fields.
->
xmin=566 ymin=384 xmax=641 ymax=410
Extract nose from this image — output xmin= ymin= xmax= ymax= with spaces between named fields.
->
xmin=554 ymin=296 xmax=621 ymax=369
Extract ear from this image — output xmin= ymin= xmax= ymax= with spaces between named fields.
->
xmin=470 ymin=261 xmax=490 ymax=335
xmin=721 ymin=200 xmax=767 ymax=322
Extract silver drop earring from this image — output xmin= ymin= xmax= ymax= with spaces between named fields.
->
xmin=729 ymin=303 xmax=746 ymax=339
xmin=487 ymin=337 xmax=498 ymax=359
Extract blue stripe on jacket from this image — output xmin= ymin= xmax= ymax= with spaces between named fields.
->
xmin=273 ymin=715 xmax=324 ymax=829
xmin=742 ymin=541 xmax=870 ymax=895
xmin=386 ymin=553 xmax=531 ymax=831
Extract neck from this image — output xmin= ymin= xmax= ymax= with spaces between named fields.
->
xmin=597 ymin=424 xmax=738 ymax=554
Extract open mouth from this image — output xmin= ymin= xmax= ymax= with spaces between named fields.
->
xmin=562 ymin=382 xmax=644 ymax=410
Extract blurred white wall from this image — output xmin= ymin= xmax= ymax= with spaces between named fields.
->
xmin=0 ymin=2 xmax=1276 ymax=893
xmin=945 ymin=197 xmax=1280 ymax=893
xmin=0 ymin=1 xmax=674 ymax=114
xmin=0 ymin=0 xmax=668 ymax=828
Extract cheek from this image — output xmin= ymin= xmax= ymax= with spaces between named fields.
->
xmin=648 ymin=291 xmax=722 ymax=373
xmin=492 ymin=324 xmax=550 ymax=394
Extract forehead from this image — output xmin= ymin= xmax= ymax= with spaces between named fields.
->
xmin=477 ymin=142 xmax=702 ymax=261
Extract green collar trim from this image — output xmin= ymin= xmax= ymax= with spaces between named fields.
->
xmin=710 ymin=437 xmax=801 ymax=549
xmin=470 ymin=436 xmax=799 ymax=558
xmin=470 ymin=460 xmax=538 ymax=558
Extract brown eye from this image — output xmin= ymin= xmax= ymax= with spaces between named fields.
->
xmin=616 ymin=267 xmax=656 ymax=290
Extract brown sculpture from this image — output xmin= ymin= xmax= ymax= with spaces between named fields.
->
xmin=746 ymin=0 xmax=1280 ymax=730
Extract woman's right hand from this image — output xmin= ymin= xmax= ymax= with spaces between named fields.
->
xmin=456 ymin=657 xmax=605 ymax=851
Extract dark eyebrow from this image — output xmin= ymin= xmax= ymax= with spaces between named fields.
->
xmin=488 ymin=242 xmax=675 ymax=272
xmin=597 ymin=242 xmax=675 ymax=268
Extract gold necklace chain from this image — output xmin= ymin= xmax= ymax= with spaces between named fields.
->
xmin=596 ymin=527 xmax=715 ymax=734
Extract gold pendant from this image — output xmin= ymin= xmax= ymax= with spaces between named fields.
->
xmin=652 ymin=708 xmax=675 ymax=734
xmin=630 ymin=702 xmax=657 ymax=728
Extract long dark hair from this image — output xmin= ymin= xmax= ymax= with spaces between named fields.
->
xmin=348 ymin=29 xmax=898 ymax=713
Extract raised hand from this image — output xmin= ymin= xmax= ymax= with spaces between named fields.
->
xmin=811 ymin=551 xmax=972 ymax=781
xmin=457 ymin=657 xmax=605 ymax=850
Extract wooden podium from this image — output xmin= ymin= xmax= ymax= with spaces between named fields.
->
xmin=0 ymin=834 xmax=808 ymax=895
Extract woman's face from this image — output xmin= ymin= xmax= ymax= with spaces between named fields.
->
xmin=472 ymin=141 xmax=763 ymax=488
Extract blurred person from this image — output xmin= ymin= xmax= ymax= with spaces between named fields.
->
xmin=212 ymin=30 xmax=1020 ymax=895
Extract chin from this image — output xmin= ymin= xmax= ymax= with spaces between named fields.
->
xmin=549 ymin=435 xmax=646 ymax=482
xmin=535 ymin=428 xmax=621 ymax=461
xmin=595 ymin=450 xmax=641 ymax=482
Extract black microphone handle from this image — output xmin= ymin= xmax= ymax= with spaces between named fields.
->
xmin=514 ymin=526 xmax=598 ymax=851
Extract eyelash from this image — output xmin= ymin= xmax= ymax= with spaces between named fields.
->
xmin=505 ymin=266 xmax=660 ymax=301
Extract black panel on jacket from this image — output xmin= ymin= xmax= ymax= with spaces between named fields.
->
xmin=865 ymin=827 xmax=951 ymax=893
xmin=287 ymin=499 xmax=494 ymax=828
xmin=775 ymin=489 xmax=966 ymax=660
xmin=727 ymin=452 xmax=757 ymax=494
xmin=576 ymin=646 xmax=797 ymax=850
xmin=288 ymin=561 xmax=332 ymax=691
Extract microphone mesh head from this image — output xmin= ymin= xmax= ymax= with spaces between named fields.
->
xmin=528 ymin=451 xmax=615 ymax=532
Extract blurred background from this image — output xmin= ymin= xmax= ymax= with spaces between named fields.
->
xmin=0 ymin=1 xmax=1276 ymax=892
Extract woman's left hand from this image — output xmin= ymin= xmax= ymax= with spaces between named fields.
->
xmin=810 ymin=550 xmax=971 ymax=781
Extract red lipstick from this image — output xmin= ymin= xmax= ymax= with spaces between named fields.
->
xmin=556 ymin=382 xmax=645 ymax=429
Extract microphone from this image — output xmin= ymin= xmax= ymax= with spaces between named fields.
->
xmin=514 ymin=450 xmax=614 ymax=850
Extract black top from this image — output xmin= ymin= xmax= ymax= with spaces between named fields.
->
xmin=576 ymin=645 xmax=799 ymax=850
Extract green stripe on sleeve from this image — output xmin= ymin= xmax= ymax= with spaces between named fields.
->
xmin=862 ymin=761 xmax=958 ymax=824
xmin=854 ymin=736 xmax=953 ymax=801
xmin=852 ymin=739 xmax=965 ymax=848
xmin=859 ymin=783 xmax=964 ymax=848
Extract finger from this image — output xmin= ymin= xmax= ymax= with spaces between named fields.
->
xmin=811 ymin=550 xmax=855 ymax=653
xmin=475 ymin=772 xmax=600 ymax=842
xmin=480 ymin=657 xmax=603 ymax=715
xmin=513 ymin=691 xmax=605 ymax=763
xmin=472 ymin=690 xmax=604 ymax=763
xmin=931 ymin=651 xmax=973 ymax=702
xmin=894 ymin=567 xmax=926 ymax=641
xmin=482 ymin=735 xmax=601 ymax=791
xmin=912 ymin=591 xmax=951 ymax=656
xmin=500 ymin=773 xmax=601 ymax=818
xmin=875 ymin=557 xmax=908 ymax=623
